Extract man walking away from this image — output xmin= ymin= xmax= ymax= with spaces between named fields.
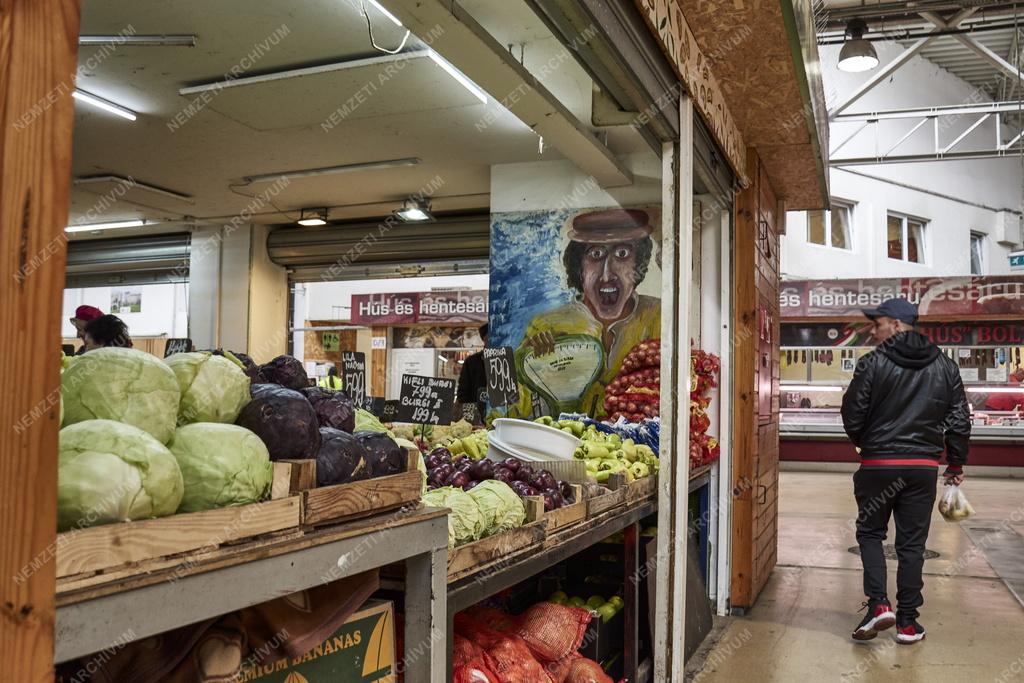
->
xmin=841 ymin=297 xmax=970 ymax=644
xmin=457 ymin=323 xmax=489 ymax=424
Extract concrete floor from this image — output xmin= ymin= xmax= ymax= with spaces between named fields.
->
xmin=688 ymin=471 xmax=1024 ymax=681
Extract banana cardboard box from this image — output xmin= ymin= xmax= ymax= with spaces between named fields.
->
xmin=238 ymin=601 xmax=395 ymax=683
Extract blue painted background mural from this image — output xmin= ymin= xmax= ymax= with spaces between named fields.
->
xmin=489 ymin=206 xmax=662 ymax=418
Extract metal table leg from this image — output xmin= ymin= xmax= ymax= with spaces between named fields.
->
xmin=624 ymin=521 xmax=639 ymax=682
xmin=404 ymin=542 xmax=447 ymax=683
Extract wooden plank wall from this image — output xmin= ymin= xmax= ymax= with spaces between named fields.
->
xmin=0 ymin=0 xmax=82 ymax=678
xmin=730 ymin=149 xmax=782 ymax=609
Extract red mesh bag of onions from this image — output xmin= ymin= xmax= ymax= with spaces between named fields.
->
xmin=564 ymin=657 xmax=614 ymax=683
xmin=514 ymin=603 xmax=592 ymax=662
xmin=453 ymin=660 xmax=500 ymax=683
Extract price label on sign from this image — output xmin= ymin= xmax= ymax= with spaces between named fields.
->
xmin=341 ymin=351 xmax=366 ymax=407
xmin=396 ymin=374 xmax=456 ymax=425
xmin=164 ymin=338 xmax=193 ymax=357
xmin=382 ymin=400 xmax=399 ymax=422
xmin=482 ymin=346 xmax=519 ymax=407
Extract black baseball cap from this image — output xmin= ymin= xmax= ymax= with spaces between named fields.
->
xmin=862 ymin=297 xmax=918 ymax=325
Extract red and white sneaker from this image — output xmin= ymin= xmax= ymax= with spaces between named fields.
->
xmin=895 ymin=620 xmax=926 ymax=644
xmin=852 ymin=599 xmax=896 ymax=641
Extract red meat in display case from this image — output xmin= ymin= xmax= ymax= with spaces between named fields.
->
xmin=689 ymin=348 xmax=721 ymax=468
xmin=604 ymin=339 xmax=661 ymax=422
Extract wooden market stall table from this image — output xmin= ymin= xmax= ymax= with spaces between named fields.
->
xmin=55 ymin=506 xmax=449 ymax=683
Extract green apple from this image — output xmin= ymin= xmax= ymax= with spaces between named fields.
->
xmin=596 ymin=604 xmax=617 ymax=623
xmin=568 ymin=597 xmax=587 ymax=608
xmin=607 ymin=596 xmax=624 ymax=610
xmin=550 ymin=590 xmax=568 ymax=603
xmin=586 ymin=595 xmax=605 ymax=610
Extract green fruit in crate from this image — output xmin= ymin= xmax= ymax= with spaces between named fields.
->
xmin=641 ymin=526 xmax=658 ymax=537
xmin=596 ymin=604 xmax=618 ymax=623
xmin=607 ymin=596 xmax=625 ymax=610
xmin=550 ymin=590 xmax=568 ymax=604
xmin=568 ymin=597 xmax=586 ymax=608
xmin=586 ymin=595 xmax=605 ymax=610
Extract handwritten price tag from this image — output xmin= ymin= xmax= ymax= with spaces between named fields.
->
xmin=396 ymin=374 xmax=456 ymax=425
xmin=341 ymin=351 xmax=366 ymax=406
xmin=482 ymin=347 xmax=519 ymax=407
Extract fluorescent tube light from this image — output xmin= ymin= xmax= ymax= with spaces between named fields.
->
xmin=72 ymin=89 xmax=137 ymax=121
xmin=65 ymin=219 xmax=146 ymax=233
xmin=364 ymin=0 xmax=403 ymax=27
xmin=297 ymin=208 xmax=328 ymax=226
xmin=243 ymin=157 xmax=420 ymax=184
xmin=428 ymin=51 xmax=487 ymax=104
xmin=781 ymin=385 xmax=845 ymax=392
xmin=79 ymin=35 xmax=197 ymax=46
xmin=967 ymin=387 xmax=1024 ymax=393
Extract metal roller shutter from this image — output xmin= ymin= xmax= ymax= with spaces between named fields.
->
xmin=65 ymin=233 xmax=191 ymax=288
xmin=267 ymin=214 xmax=491 ymax=282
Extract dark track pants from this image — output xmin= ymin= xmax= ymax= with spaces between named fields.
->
xmin=853 ymin=468 xmax=938 ymax=620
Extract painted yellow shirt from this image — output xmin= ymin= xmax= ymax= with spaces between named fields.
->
xmin=510 ymin=295 xmax=661 ymax=418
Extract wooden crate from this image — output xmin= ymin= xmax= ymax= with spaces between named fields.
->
xmin=447 ymin=521 xmax=546 ymax=582
xmin=610 ymin=473 xmax=658 ymax=505
xmin=56 ymin=461 xmax=302 ymax=580
xmin=524 ymin=484 xmax=586 ymax=531
xmin=585 ymin=474 xmax=628 ymax=516
xmin=290 ymin=449 xmax=424 ymax=527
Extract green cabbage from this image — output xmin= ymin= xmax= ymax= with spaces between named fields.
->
xmin=468 ymin=480 xmax=525 ymax=535
xmin=58 ymin=420 xmax=184 ymax=530
xmin=421 ymin=486 xmax=484 ymax=548
xmin=165 ymin=352 xmax=250 ymax=425
xmin=168 ymin=423 xmax=273 ymax=512
xmin=61 ymin=347 xmax=180 ymax=443
xmin=355 ymin=408 xmax=395 ymax=437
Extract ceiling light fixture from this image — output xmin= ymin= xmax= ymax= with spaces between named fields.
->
xmin=297 ymin=208 xmax=328 ymax=226
xmin=428 ymin=51 xmax=487 ymax=104
xmin=74 ymin=175 xmax=194 ymax=203
xmin=72 ymin=89 xmax=137 ymax=121
xmin=79 ymin=35 xmax=197 ymax=46
xmin=838 ymin=19 xmax=879 ymax=73
xmin=242 ymin=157 xmax=421 ymax=184
xmin=364 ymin=0 xmax=404 ymax=27
xmin=65 ymin=219 xmax=147 ymax=233
xmin=781 ymin=384 xmax=845 ymax=392
xmin=395 ymin=198 xmax=433 ymax=222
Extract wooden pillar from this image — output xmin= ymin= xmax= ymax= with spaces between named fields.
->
xmin=0 ymin=0 xmax=81 ymax=678
xmin=730 ymin=148 xmax=781 ymax=610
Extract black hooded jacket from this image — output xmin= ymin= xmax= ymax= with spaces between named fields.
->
xmin=841 ymin=331 xmax=971 ymax=467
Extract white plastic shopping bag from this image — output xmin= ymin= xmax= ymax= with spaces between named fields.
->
xmin=938 ymin=484 xmax=975 ymax=522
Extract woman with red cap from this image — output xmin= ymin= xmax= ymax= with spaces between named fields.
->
xmin=69 ymin=305 xmax=104 ymax=354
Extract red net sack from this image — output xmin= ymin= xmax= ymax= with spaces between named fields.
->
xmin=542 ymin=653 xmax=580 ymax=683
xmin=454 ymin=659 xmax=500 ymax=683
xmin=484 ymin=634 xmax=553 ymax=683
xmin=514 ymin=603 xmax=592 ymax=662
xmin=453 ymin=634 xmax=485 ymax=668
xmin=455 ymin=612 xmax=505 ymax=649
xmin=474 ymin=606 xmax=520 ymax=633
xmin=564 ymin=658 xmax=614 ymax=683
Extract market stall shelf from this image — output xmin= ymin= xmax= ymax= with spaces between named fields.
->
xmin=446 ymin=520 xmax=547 ymax=582
xmin=585 ymin=474 xmax=629 ymax=516
xmin=608 ymin=472 xmax=659 ymax=505
xmin=56 ymin=462 xmax=302 ymax=580
xmin=289 ymin=449 xmax=424 ymax=526
xmin=525 ymin=484 xmax=586 ymax=531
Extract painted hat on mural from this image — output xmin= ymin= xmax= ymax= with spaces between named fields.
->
xmin=861 ymin=297 xmax=918 ymax=326
xmin=70 ymin=305 xmax=104 ymax=332
xmin=568 ymin=208 xmax=652 ymax=244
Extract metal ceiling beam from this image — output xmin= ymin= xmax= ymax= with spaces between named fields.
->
xmin=831 ymin=148 xmax=1024 ymax=166
xmin=828 ymin=8 xmax=978 ymax=118
xmin=377 ymin=0 xmax=632 ymax=187
xmin=834 ymin=101 xmax=1024 ymax=122
xmin=950 ymin=31 xmax=1022 ymax=82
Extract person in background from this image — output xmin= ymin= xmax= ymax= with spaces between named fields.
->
xmin=83 ymin=315 xmax=133 ymax=351
xmin=69 ymin=305 xmax=104 ymax=354
xmin=457 ymin=323 xmax=489 ymax=423
xmin=318 ymin=365 xmax=344 ymax=390
xmin=841 ymin=297 xmax=970 ymax=645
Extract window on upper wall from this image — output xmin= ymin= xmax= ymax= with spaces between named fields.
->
xmin=807 ymin=201 xmax=853 ymax=250
xmin=886 ymin=213 xmax=927 ymax=264
xmin=970 ymin=232 xmax=986 ymax=275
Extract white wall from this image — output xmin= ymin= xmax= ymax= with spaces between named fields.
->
xmin=62 ymin=283 xmax=188 ymax=338
xmin=783 ymin=43 xmax=1024 ymax=280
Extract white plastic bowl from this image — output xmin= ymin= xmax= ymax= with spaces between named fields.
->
xmin=491 ymin=418 xmax=580 ymax=460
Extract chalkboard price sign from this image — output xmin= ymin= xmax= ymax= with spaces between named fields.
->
xmin=396 ymin=374 xmax=456 ymax=425
xmin=482 ymin=346 xmax=519 ymax=407
xmin=361 ymin=396 xmax=385 ymax=417
xmin=381 ymin=400 xmax=400 ymax=423
xmin=164 ymin=338 xmax=193 ymax=357
xmin=341 ymin=351 xmax=367 ymax=407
